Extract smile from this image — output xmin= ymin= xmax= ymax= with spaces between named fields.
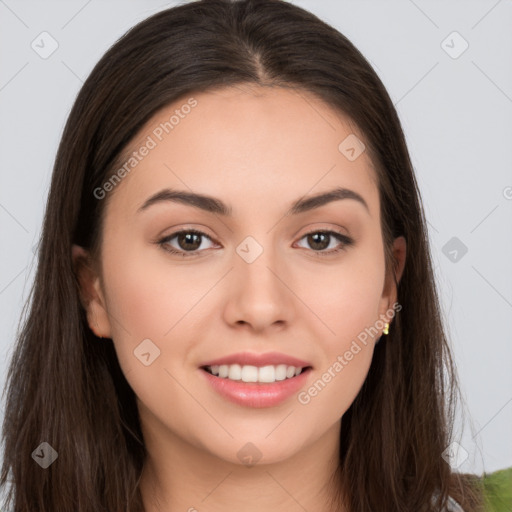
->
xmin=200 ymin=365 xmax=313 ymax=408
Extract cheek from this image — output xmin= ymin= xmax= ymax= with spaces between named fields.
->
xmin=101 ymin=239 xmax=213 ymax=339
xmin=100 ymin=243 xmax=206 ymax=406
xmin=300 ymin=246 xmax=386 ymax=342
xmin=296 ymin=235 xmax=385 ymax=409
xmin=298 ymin=261 xmax=382 ymax=416
xmin=299 ymin=342 xmax=374 ymax=424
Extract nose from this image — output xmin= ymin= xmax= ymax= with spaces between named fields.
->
xmin=222 ymin=241 xmax=295 ymax=333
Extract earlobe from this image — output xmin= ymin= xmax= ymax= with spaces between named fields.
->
xmin=71 ymin=244 xmax=112 ymax=339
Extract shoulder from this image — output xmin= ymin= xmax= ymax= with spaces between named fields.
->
xmin=444 ymin=495 xmax=466 ymax=512
xmin=431 ymin=490 xmax=466 ymax=512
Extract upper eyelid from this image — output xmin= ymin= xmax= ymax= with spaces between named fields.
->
xmin=159 ymin=229 xmax=219 ymax=252
xmin=160 ymin=227 xmax=351 ymax=250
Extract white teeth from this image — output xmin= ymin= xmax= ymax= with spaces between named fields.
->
xmin=275 ymin=364 xmax=287 ymax=381
xmin=228 ymin=364 xmax=242 ymax=381
xmin=206 ymin=364 xmax=306 ymax=383
xmin=241 ymin=365 xmax=258 ymax=382
xmin=258 ymin=365 xmax=275 ymax=383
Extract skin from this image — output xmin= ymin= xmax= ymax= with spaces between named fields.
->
xmin=73 ymin=84 xmax=406 ymax=512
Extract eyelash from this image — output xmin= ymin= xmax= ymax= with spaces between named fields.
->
xmin=157 ymin=228 xmax=354 ymax=257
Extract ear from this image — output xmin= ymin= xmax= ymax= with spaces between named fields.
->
xmin=71 ymin=244 xmax=112 ymax=339
xmin=378 ymin=235 xmax=406 ymax=325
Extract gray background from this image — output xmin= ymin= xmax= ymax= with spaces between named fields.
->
xmin=1 ymin=0 xmax=511 ymax=476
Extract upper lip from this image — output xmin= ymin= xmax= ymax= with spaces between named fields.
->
xmin=200 ymin=351 xmax=312 ymax=369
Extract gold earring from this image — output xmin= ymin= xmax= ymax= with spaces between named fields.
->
xmin=383 ymin=322 xmax=389 ymax=335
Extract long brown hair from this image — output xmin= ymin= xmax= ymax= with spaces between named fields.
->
xmin=0 ymin=0 xmax=483 ymax=510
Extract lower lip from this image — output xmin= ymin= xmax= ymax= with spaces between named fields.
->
xmin=200 ymin=367 xmax=313 ymax=408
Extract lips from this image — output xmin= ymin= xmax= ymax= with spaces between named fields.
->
xmin=199 ymin=351 xmax=313 ymax=369
xmin=200 ymin=365 xmax=313 ymax=408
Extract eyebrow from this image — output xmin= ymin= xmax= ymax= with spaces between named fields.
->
xmin=137 ymin=186 xmax=370 ymax=216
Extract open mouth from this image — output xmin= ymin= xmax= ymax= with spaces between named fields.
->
xmin=201 ymin=364 xmax=313 ymax=384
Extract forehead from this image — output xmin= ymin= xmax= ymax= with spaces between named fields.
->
xmin=104 ymin=84 xmax=379 ymax=218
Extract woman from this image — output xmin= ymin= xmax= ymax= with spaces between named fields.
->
xmin=0 ymin=0 xmax=483 ymax=510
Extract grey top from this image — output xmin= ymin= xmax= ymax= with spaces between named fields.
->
xmin=431 ymin=490 xmax=466 ymax=512
xmin=445 ymin=495 xmax=466 ymax=512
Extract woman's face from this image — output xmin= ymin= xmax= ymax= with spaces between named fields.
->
xmin=77 ymin=84 xmax=405 ymax=466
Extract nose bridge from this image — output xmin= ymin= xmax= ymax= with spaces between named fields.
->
xmin=235 ymin=234 xmax=280 ymax=292
xmin=226 ymin=233 xmax=293 ymax=329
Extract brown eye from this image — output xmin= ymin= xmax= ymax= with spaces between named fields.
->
xmin=159 ymin=229 xmax=216 ymax=256
xmin=296 ymin=230 xmax=354 ymax=254
xmin=176 ymin=232 xmax=202 ymax=251
xmin=306 ymin=232 xmax=330 ymax=250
